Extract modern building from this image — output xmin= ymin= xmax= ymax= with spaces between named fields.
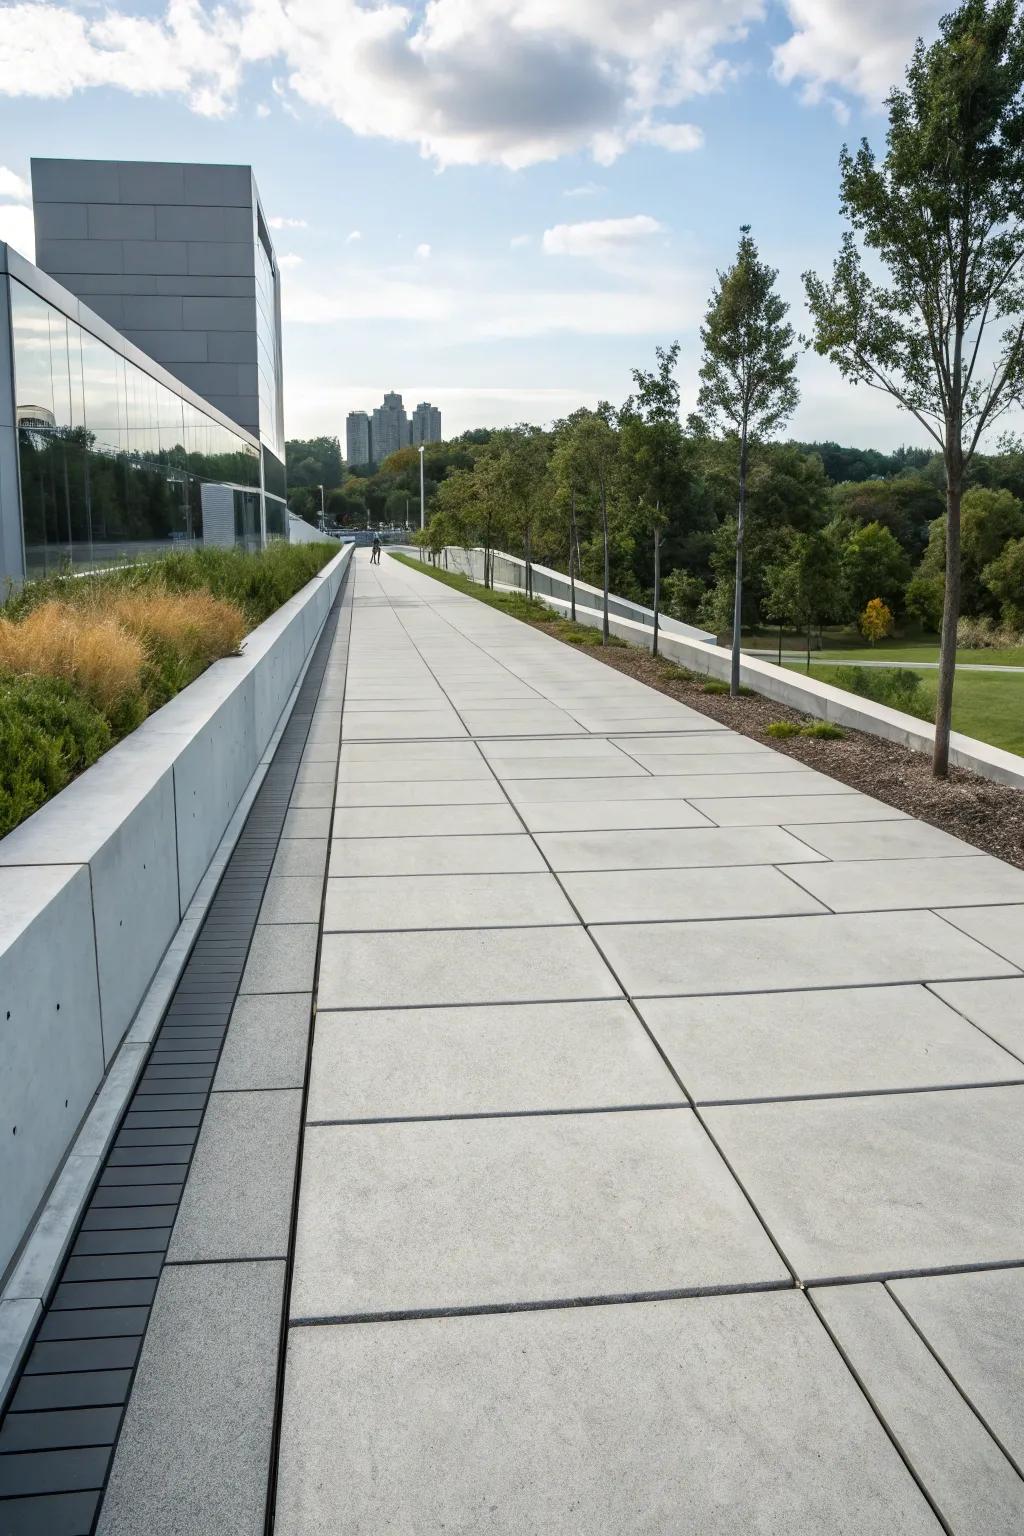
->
xmin=346 ymin=410 xmax=371 ymax=467
xmin=411 ymin=401 xmax=442 ymax=446
xmin=0 ymin=179 xmax=287 ymax=584
xmin=30 ymin=158 xmax=287 ymax=522
xmin=370 ymin=391 xmax=409 ymax=464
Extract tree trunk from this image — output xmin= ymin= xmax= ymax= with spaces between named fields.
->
xmin=652 ymin=521 xmax=661 ymax=659
xmin=524 ymin=528 xmax=533 ymax=599
xmin=806 ymin=620 xmax=812 ymax=674
xmin=933 ymin=464 xmax=963 ymax=778
xmin=600 ymin=474 xmax=610 ymax=645
xmin=777 ymin=624 xmax=783 ymax=667
xmin=569 ymin=490 xmax=578 ymax=623
xmin=731 ymin=428 xmax=748 ymax=696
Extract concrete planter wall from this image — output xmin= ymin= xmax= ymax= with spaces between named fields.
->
xmin=0 ymin=545 xmax=350 ymax=1281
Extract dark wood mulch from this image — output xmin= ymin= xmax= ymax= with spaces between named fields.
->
xmin=534 ymin=626 xmax=1024 ymax=872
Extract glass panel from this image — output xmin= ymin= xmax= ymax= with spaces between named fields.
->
xmin=265 ymin=496 xmax=287 ymax=540
xmin=11 ymin=278 xmax=265 ymax=574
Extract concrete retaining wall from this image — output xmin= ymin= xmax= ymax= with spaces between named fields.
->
xmin=0 ymin=545 xmax=350 ymax=1281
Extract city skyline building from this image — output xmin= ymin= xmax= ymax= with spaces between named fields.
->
xmin=411 ymin=401 xmax=442 ymax=447
xmin=345 ymin=409 xmax=371 ymax=467
xmin=344 ymin=392 xmax=443 ymax=463
xmin=370 ymin=391 xmax=409 ymax=464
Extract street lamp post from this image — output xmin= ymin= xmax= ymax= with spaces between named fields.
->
xmin=418 ymin=445 xmax=425 ymax=531
xmin=317 ymin=484 xmax=325 ymax=531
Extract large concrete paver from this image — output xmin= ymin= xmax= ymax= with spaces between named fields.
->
xmin=706 ymin=1085 xmax=1024 ymax=1281
xmin=306 ymin=1000 xmax=681 ymax=1121
xmin=637 ymin=984 xmax=1022 ymax=1101
xmin=318 ymin=924 xmax=620 ymax=1009
xmin=290 ymin=1109 xmax=787 ymax=1319
xmin=274 ymin=1292 xmax=940 ymax=1536
xmin=595 ymin=910 xmax=1017 ymax=997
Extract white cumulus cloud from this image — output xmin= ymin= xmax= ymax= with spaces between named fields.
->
xmin=277 ymin=251 xmax=303 ymax=267
xmin=0 ymin=0 xmax=762 ymax=166
xmin=542 ymin=214 xmax=665 ymax=258
xmin=0 ymin=165 xmax=30 ymax=202
xmin=268 ymin=214 xmax=308 ymax=229
xmin=0 ymin=204 xmax=35 ymax=261
xmin=773 ymin=0 xmax=944 ymax=115
xmin=416 ymin=243 xmax=432 ymax=260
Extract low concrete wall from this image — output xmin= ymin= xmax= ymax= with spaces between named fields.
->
xmin=419 ymin=545 xmax=714 ymax=644
xmin=0 ymin=545 xmax=351 ymax=1281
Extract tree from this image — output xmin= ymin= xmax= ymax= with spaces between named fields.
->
xmin=841 ymin=521 xmax=912 ymax=614
xmin=619 ymin=343 xmax=690 ymax=656
xmin=691 ymin=226 xmax=800 ymax=694
xmin=552 ymin=410 xmax=619 ymax=641
xmin=915 ymin=485 xmax=1024 ymax=616
xmin=804 ymin=0 xmax=1024 ymax=774
xmin=285 ymin=435 xmax=343 ymax=489
xmin=763 ymin=530 xmax=847 ymax=671
xmin=494 ymin=426 xmax=551 ymax=599
xmin=860 ymin=597 xmax=896 ymax=644
xmin=982 ymin=536 xmax=1024 ymax=626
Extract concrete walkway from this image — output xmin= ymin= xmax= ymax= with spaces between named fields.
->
xmin=105 ymin=550 xmax=1024 ymax=1534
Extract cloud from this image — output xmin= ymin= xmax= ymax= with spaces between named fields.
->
xmin=0 ymin=166 xmax=30 ymax=202
xmin=416 ymin=243 xmax=432 ymax=260
xmin=772 ymin=0 xmax=943 ymax=114
xmin=542 ymin=214 xmax=665 ymax=258
xmin=277 ymin=251 xmax=303 ymax=267
xmin=346 ymin=229 xmax=362 ymax=243
xmin=0 ymin=0 xmax=762 ymax=166
xmin=510 ymin=234 xmax=530 ymax=248
xmin=564 ymin=182 xmax=604 ymax=198
xmin=268 ymin=214 xmax=307 ymax=229
xmin=632 ymin=119 xmax=704 ymax=152
xmin=0 ymin=204 xmax=35 ymax=261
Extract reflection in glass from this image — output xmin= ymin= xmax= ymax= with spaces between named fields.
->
xmin=10 ymin=278 xmax=262 ymax=578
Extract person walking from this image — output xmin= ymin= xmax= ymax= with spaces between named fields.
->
xmin=371 ymin=534 xmax=381 ymax=565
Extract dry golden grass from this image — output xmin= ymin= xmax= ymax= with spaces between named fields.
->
xmin=108 ymin=590 xmax=246 ymax=666
xmin=0 ymin=602 xmax=146 ymax=712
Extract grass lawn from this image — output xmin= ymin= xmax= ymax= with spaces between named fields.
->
xmin=792 ymin=661 xmax=1024 ymax=756
xmin=745 ymin=627 xmax=1024 ymax=668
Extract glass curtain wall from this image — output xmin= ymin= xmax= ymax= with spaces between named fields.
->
xmin=10 ymin=279 xmax=261 ymax=578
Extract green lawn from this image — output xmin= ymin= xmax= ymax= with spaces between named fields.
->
xmin=745 ymin=627 xmax=1024 ymax=667
xmin=792 ymin=662 xmax=1024 ymax=756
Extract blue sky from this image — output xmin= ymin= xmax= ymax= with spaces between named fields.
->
xmin=2 ymin=0 xmax=1010 ymax=453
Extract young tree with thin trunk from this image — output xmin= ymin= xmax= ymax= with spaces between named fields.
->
xmin=553 ymin=410 xmax=618 ymax=642
xmin=690 ymin=229 xmax=799 ymax=696
xmin=804 ymin=0 xmax=1024 ymax=775
xmin=620 ymin=343 xmax=687 ymax=659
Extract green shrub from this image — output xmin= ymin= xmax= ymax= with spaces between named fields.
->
xmin=831 ymin=664 xmax=932 ymax=721
xmin=801 ymin=720 xmax=846 ymax=740
xmin=701 ymin=679 xmax=730 ymax=694
xmin=765 ymin=721 xmax=801 ymax=739
xmin=654 ymin=658 xmax=697 ymax=683
xmin=0 ymin=673 xmax=112 ymax=837
xmin=549 ymin=619 xmax=625 ymax=648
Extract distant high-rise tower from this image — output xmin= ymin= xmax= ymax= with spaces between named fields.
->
xmin=346 ymin=410 xmax=371 ymax=466
xmin=370 ymin=391 xmax=409 ymax=464
xmin=411 ymin=401 xmax=442 ymax=446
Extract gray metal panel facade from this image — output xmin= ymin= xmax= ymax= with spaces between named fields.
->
xmin=31 ymin=160 xmax=284 ymax=459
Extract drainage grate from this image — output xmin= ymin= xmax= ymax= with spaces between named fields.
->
xmin=0 ymin=577 xmax=348 ymax=1536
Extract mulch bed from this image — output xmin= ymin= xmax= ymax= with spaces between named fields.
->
xmin=533 ymin=625 xmax=1024 ymax=873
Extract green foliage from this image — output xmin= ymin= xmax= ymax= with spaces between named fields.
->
xmin=842 ymin=522 xmax=911 ymax=614
xmin=791 ymin=441 xmax=934 ymax=484
xmin=0 ymin=673 xmax=113 ymax=837
xmin=800 ymin=720 xmax=846 ymax=740
xmin=982 ymin=536 xmax=1024 ymax=627
xmin=905 ymin=573 xmax=945 ymax=632
xmin=831 ymin=665 xmax=933 ymax=721
xmin=548 ymin=620 xmax=626 ymax=648
xmin=859 ymin=597 xmax=896 ymax=644
xmin=765 ymin=720 xmax=802 ymax=738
